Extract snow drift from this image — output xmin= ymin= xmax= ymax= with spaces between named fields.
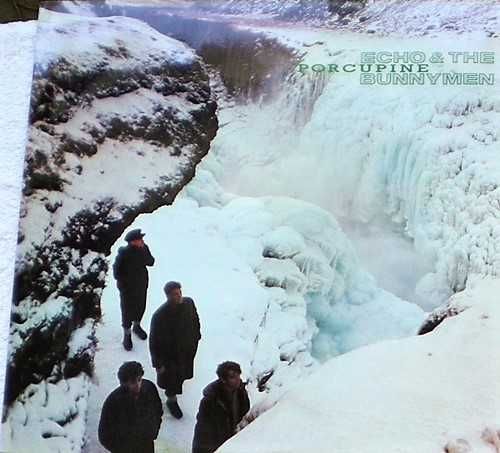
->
xmin=0 ymin=19 xmax=37 ymax=448
xmin=219 ymin=276 xmax=500 ymax=453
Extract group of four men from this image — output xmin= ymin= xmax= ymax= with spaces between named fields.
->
xmin=98 ymin=229 xmax=250 ymax=453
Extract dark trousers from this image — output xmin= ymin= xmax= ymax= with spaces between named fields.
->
xmin=119 ymin=286 xmax=147 ymax=329
xmin=157 ymin=349 xmax=197 ymax=396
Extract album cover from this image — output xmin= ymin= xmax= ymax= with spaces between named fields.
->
xmin=1 ymin=1 xmax=499 ymax=452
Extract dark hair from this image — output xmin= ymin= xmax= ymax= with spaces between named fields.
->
xmin=216 ymin=361 xmax=242 ymax=380
xmin=164 ymin=281 xmax=181 ymax=296
xmin=117 ymin=361 xmax=144 ymax=384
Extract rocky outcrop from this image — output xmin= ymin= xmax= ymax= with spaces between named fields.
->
xmin=418 ymin=283 xmax=475 ymax=334
xmin=6 ymin=12 xmax=217 ymax=407
xmin=192 ymin=0 xmax=500 ymax=37
xmin=418 ymin=303 xmax=468 ymax=335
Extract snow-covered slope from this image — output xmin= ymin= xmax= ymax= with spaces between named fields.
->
xmin=81 ymin=195 xmax=424 ymax=453
xmin=3 ymin=9 xmax=217 ymax=450
xmin=192 ymin=0 xmax=500 ymax=38
xmin=219 ymin=276 xmax=500 ymax=453
xmin=0 ymin=19 xmax=36 ymax=448
xmin=194 ymin=0 xmax=341 ymax=23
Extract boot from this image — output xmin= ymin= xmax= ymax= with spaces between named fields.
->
xmin=132 ymin=322 xmax=148 ymax=340
xmin=167 ymin=398 xmax=183 ymax=419
xmin=123 ymin=330 xmax=133 ymax=351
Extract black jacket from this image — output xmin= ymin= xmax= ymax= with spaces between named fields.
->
xmin=98 ymin=379 xmax=163 ymax=453
xmin=113 ymin=243 xmax=155 ymax=291
xmin=149 ymin=298 xmax=201 ymax=393
xmin=192 ymin=379 xmax=250 ymax=453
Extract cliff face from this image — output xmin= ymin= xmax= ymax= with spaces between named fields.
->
xmin=194 ymin=0 xmax=366 ymax=23
xmin=192 ymin=0 xmax=499 ymax=37
xmin=6 ymin=12 xmax=217 ymax=406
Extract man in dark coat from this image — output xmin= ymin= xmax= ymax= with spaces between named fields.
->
xmin=113 ymin=228 xmax=155 ymax=351
xmin=149 ymin=281 xmax=201 ymax=419
xmin=98 ymin=361 xmax=163 ymax=453
xmin=192 ymin=361 xmax=250 ymax=453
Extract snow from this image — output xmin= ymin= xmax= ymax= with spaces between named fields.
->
xmin=0 ymin=19 xmax=37 ymax=449
xmin=1 ymin=3 xmax=500 ymax=453
xmin=1 ymin=10 xmax=213 ymax=452
xmin=9 ymin=296 xmax=73 ymax=357
xmin=3 ymin=375 xmax=91 ymax=453
xmin=60 ymin=1 xmax=100 ymax=17
xmin=83 ymin=13 xmax=499 ymax=452
xmin=219 ymin=276 xmax=500 ymax=453
xmin=194 ymin=0 xmax=500 ymax=39
xmin=83 ymin=194 xmax=424 ymax=452
xmin=35 ymin=9 xmax=195 ymax=72
xmin=343 ymin=0 xmax=500 ymax=38
xmin=202 ymin=24 xmax=500 ymax=310
xmin=106 ymin=0 xmax=191 ymax=6
xmin=67 ymin=319 xmax=95 ymax=358
xmin=18 ymin=9 xmax=204 ymax=259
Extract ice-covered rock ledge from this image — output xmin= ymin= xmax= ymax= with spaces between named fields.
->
xmin=220 ymin=276 xmax=500 ymax=453
xmin=4 ymin=9 xmax=217 ymax=444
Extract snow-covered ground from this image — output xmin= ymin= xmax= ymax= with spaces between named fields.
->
xmin=220 ymin=276 xmax=500 ymax=453
xmin=83 ymin=192 xmax=424 ymax=452
xmin=2 ymin=2 xmax=500 ymax=453
xmin=0 ymin=19 xmax=36 ymax=448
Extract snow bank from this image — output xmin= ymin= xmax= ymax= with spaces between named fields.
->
xmin=4 ymin=375 xmax=91 ymax=453
xmin=220 ymin=276 xmax=500 ymax=453
xmin=0 ymin=19 xmax=36 ymax=448
xmin=35 ymin=9 xmax=195 ymax=73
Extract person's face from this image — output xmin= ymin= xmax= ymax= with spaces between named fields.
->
xmin=130 ymin=238 xmax=144 ymax=248
xmin=223 ymin=370 xmax=242 ymax=391
xmin=168 ymin=287 xmax=182 ymax=304
xmin=123 ymin=376 xmax=143 ymax=396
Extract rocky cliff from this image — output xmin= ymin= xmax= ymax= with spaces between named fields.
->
xmin=5 ymin=11 xmax=217 ymax=411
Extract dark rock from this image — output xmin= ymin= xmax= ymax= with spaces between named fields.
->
xmin=257 ymin=370 xmax=274 ymax=392
xmin=418 ymin=304 xmax=468 ymax=335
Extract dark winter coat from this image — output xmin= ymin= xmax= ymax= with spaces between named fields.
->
xmin=149 ymin=297 xmax=201 ymax=395
xmin=98 ymin=379 xmax=163 ymax=453
xmin=113 ymin=244 xmax=155 ymax=324
xmin=192 ymin=379 xmax=250 ymax=453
